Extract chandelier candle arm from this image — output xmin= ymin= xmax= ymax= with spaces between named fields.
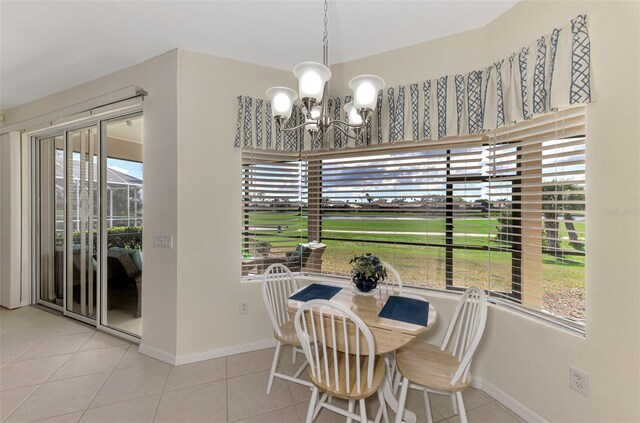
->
xmin=331 ymin=122 xmax=361 ymax=141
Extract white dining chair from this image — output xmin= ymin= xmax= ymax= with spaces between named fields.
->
xmin=262 ymin=263 xmax=311 ymax=394
xmin=380 ymin=261 xmax=403 ymax=296
xmin=294 ymin=299 xmax=389 ymax=423
xmin=393 ymin=286 xmax=488 ymax=423
xmin=379 ymin=261 xmax=404 ymax=390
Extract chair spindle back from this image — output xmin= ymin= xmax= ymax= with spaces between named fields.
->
xmin=440 ymin=286 xmax=488 ymax=385
xmin=294 ymin=300 xmax=376 ymax=395
xmin=262 ymin=263 xmax=299 ymax=337
xmin=380 ymin=261 xmax=403 ymax=296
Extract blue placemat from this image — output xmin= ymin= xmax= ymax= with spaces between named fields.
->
xmin=379 ymin=296 xmax=429 ymax=326
xmin=289 ymin=284 xmax=342 ymax=302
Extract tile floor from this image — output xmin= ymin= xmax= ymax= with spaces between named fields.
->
xmin=0 ymin=306 xmax=526 ymax=423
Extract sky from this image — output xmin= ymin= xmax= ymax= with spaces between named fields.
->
xmin=107 ymin=158 xmax=143 ymax=180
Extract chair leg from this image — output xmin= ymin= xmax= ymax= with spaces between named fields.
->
xmin=347 ymin=400 xmax=355 ymax=423
xmin=377 ymin=388 xmax=389 ymax=423
xmin=451 ymin=392 xmax=458 ymax=415
xmin=423 ymin=390 xmax=433 ymax=423
xmin=392 ymin=370 xmax=402 ymax=396
xmin=293 ymin=360 xmax=308 ymax=379
xmin=305 ymin=387 xmax=319 ymax=423
xmin=359 ymin=398 xmax=368 ymax=423
xmin=292 ymin=347 xmax=297 ymax=364
xmin=267 ymin=341 xmax=282 ymax=394
xmin=384 ymin=355 xmax=393 ymax=385
xmin=313 ymin=393 xmax=328 ymax=420
xmin=394 ymin=377 xmax=409 ymax=423
xmin=455 ymin=391 xmax=467 ymax=423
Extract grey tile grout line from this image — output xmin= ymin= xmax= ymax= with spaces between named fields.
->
xmin=2 ymin=333 xmax=86 ymax=421
xmin=493 ymin=400 xmax=526 ymax=422
xmin=3 ymin=370 xmax=114 ymax=422
xmin=150 ymin=351 xmax=174 ymax=422
xmin=226 ymin=352 xmax=306 ymax=423
xmin=4 ymin=312 xmax=96 ymax=365
xmin=225 ymin=357 xmax=229 ymax=423
xmin=3 ymin=333 xmax=130 ymax=423
xmin=0 ymin=384 xmax=41 ymax=423
xmin=230 ymin=403 xmax=301 ymax=423
xmin=1 ymin=313 xmax=511 ymax=423
xmin=80 ymin=342 xmax=138 ymax=421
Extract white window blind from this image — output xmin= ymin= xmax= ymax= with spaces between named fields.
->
xmin=240 ymin=106 xmax=586 ymax=329
xmin=302 ymin=137 xmax=490 ymax=290
xmin=486 ymin=107 xmax=586 ymax=327
xmin=241 ymin=149 xmax=307 ymax=276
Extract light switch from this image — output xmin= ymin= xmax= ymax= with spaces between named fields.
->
xmin=154 ymin=235 xmax=174 ymax=248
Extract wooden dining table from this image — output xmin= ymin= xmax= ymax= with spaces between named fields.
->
xmin=288 ymin=283 xmax=437 ymax=423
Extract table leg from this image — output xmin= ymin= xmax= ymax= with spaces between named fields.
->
xmin=381 ymin=375 xmax=416 ymax=423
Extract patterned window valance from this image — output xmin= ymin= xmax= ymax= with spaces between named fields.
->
xmin=234 ymin=14 xmax=591 ymax=151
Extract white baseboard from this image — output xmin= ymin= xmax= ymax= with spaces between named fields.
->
xmin=472 ymin=377 xmax=548 ymax=423
xmin=138 ymin=343 xmax=178 ymax=365
xmin=139 ymin=339 xmax=278 ymax=366
xmin=174 ymin=338 xmax=277 ymax=366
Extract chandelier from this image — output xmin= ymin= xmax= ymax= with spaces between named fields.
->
xmin=266 ymin=0 xmax=385 ymax=145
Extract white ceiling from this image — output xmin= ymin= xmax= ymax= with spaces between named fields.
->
xmin=0 ymin=0 xmax=518 ymax=110
xmin=107 ymin=116 xmax=143 ymax=143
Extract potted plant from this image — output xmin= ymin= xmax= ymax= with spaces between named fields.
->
xmin=350 ymin=253 xmax=387 ymax=293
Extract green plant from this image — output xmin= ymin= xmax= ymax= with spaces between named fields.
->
xmin=349 ymin=253 xmax=387 ymax=282
xmin=54 ymin=226 xmax=143 ymax=250
xmin=106 ymin=226 xmax=143 ymax=249
xmin=242 ymin=240 xmax=271 ymax=259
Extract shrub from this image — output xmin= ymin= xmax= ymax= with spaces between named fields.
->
xmin=56 ymin=226 xmax=143 ymax=250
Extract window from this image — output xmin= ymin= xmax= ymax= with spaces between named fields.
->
xmin=241 ymin=150 xmax=307 ymax=276
xmin=486 ymin=108 xmax=586 ymax=325
xmin=241 ymin=107 xmax=586 ymax=329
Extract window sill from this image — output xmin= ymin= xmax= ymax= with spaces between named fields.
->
xmin=241 ymin=271 xmax=586 ymax=337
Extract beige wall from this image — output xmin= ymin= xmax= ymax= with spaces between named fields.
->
xmin=1 ymin=1 xmax=638 ymax=421
xmin=330 ymin=1 xmax=640 ymax=421
xmin=174 ymin=51 xmax=296 ymax=357
xmin=2 ymin=51 xmax=180 ymax=357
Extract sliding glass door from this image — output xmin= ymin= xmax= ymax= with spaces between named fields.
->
xmin=66 ymin=126 xmax=99 ymax=320
xmin=36 ymin=135 xmax=65 ymax=308
xmin=102 ymin=114 xmax=143 ymax=336
xmin=33 ymin=112 xmax=143 ymax=337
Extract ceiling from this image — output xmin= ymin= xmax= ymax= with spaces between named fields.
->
xmin=106 ymin=116 xmax=143 ymax=144
xmin=0 ymin=1 xmax=518 ymax=110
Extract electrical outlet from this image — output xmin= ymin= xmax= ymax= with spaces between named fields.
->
xmin=239 ymin=301 xmax=249 ymax=315
xmin=569 ymin=367 xmax=589 ymax=396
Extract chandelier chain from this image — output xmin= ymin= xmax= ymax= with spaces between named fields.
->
xmin=322 ymin=0 xmax=329 ymax=66
xmin=323 ymin=0 xmax=328 ymax=48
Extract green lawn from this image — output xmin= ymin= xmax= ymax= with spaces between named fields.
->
xmin=244 ymin=212 xmax=585 ymax=316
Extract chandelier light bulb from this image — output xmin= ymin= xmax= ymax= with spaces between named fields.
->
xmin=293 ymin=62 xmax=332 ymax=103
xmin=344 ymin=102 xmax=363 ymax=126
xmin=310 ymin=106 xmax=321 ymax=119
xmin=349 ymin=74 xmax=385 ymax=111
xmin=266 ymin=87 xmax=298 ymax=119
xmin=356 ymin=82 xmax=376 ymax=106
xmin=301 ymin=72 xmax=322 ymax=97
xmin=273 ymin=93 xmax=291 ymax=114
